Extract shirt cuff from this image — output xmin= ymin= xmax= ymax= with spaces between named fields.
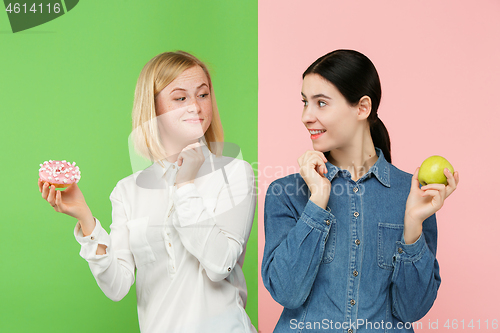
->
xmin=74 ymin=218 xmax=110 ymax=260
xmin=396 ymin=232 xmax=427 ymax=260
xmin=300 ymin=200 xmax=334 ymax=233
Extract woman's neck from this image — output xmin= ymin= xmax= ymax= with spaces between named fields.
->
xmin=328 ymin=131 xmax=378 ymax=182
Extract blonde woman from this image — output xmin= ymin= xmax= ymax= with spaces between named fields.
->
xmin=38 ymin=51 xmax=257 ymax=333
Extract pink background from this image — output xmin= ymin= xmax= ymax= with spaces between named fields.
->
xmin=258 ymin=1 xmax=500 ymax=332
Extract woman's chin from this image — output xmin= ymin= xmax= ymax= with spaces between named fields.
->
xmin=178 ymin=129 xmax=205 ymax=141
xmin=311 ymin=141 xmax=329 ymax=152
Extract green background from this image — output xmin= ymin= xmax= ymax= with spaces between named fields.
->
xmin=0 ymin=1 xmax=257 ymax=332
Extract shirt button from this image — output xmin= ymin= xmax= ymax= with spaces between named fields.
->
xmin=350 ymin=299 xmax=356 ymax=306
xmin=90 ymin=236 xmax=95 ymax=240
xmin=348 ymin=329 xmax=353 ymax=333
xmin=171 ymin=165 xmax=175 ymax=169
xmin=228 ymin=267 xmax=231 ymax=272
xmin=325 ymin=219 xmax=330 ymax=226
xmin=168 ymin=243 xmax=172 ymax=247
xmin=353 ymin=270 xmax=358 ymax=277
xmin=353 ymin=187 xmax=359 ymax=193
xmin=355 ymin=239 xmax=361 ymax=245
xmin=398 ymin=247 xmax=404 ymax=254
xmin=353 ymin=211 xmax=359 ymax=217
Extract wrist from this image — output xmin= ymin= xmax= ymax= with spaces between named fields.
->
xmin=403 ymin=226 xmax=422 ymax=245
xmin=310 ymin=194 xmax=328 ymax=210
xmin=404 ymin=209 xmax=423 ymax=227
xmin=403 ymin=212 xmax=423 ymax=244
xmin=176 ymin=180 xmax=194 ymax=189
xmin=78 ymin=210 xmax=96 ymax=237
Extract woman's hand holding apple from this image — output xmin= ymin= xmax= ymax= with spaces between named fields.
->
xmin=403 ymin=167 xmax=459 ymax=244
xmin=298 ymin=151 xmax=331 ymax=209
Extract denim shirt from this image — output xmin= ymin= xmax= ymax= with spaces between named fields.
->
xmin=262 ymin=149 xmax=440 ymax=333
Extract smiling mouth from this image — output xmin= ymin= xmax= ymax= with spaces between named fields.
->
xmin=183 ymin=118 xmax=203 ymax=123
xmin=309 ymin=129 xmax=326 ymax=140
xmin=309 ymin=129 xmax=326 ymax=135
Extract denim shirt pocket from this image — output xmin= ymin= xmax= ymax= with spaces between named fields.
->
xmin=321 ymin=216 xmax=337 ymax=264
xmin=127 ymin=216 xmax=156 ymax=267
xmin=377 ymin=223 xmax=404 ymax=270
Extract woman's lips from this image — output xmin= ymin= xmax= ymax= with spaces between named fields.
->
xmin=183 ymin=118 xmax=203 ymax=123
xmin=309 ymin=129 xmax=326 ymax=140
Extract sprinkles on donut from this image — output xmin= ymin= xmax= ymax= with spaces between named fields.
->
xmin=39 ymin=160 xmax=81 ymax=188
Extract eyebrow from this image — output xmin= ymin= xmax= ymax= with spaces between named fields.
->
xmin=170 ymin=83 xmax=209 ymax=94
xmin=301 ymin=92 xmax=331 ymax=99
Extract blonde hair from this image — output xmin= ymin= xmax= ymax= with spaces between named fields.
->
xmin=132 ymin=51 xmax=224 ymax=162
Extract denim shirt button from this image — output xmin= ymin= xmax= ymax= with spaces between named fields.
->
xmin=398 ymin=247 xmax=404 ymax=254
xmin=348 ymin=329 xmax=353 ymax=333
xmin=353 ymin=212 xmax=359 ymax=218
xmin=350 ymin=299 xmax=356 ymax=305
xmin=353 ymin=187 xmax=359 ymax=193
xmin=355 ymin=239 xmax=361 ymax=245
xmin=325 ymin=219 xmax=330 ymax=226
xmin=353 ymin=270 xmax=358 ymax=277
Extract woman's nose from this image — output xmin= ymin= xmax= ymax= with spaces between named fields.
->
xmin=187 ymin=100 xmax=201 ymax=113
xmin=301 ymin=106 xmax=315 ymax=124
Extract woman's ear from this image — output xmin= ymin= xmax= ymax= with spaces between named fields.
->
xmin=357 ymin=96 xmax=372 ymax=120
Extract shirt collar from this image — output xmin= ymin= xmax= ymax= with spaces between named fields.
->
xmin=324 ymin=147 xmax=391 ymax=187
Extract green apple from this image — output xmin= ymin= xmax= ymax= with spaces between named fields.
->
xmin=418 ymin=155 xmax=454 ymax=186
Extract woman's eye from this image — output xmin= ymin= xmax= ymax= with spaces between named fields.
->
xmin=302 ymin=99 xmax=308 ymax=106
xmin=175 ymin=97 xmax=186 ymax=101
xmin=318 ymin=100 xmax=326 ymax=107
xmin=199 ymin=93 xmax=209 ymax=98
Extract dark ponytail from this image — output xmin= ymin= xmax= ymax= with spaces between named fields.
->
xmin=369 ymin=117 xmax=391 ymax=163
xmin=303 ymin=49 xmax=391 ymax=163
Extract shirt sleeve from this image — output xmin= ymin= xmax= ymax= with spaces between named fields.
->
xmin=171 ymin=160 xmax=256 ymax=282
xmin=74 ymin=185 xmax=136 ymax=302
xmin=390 ymin=213 xmax=441 ymax=322
xmin=261 ymin=181 xmax=334 ymax=309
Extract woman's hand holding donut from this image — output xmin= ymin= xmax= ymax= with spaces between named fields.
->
xmin=298 ymin=151 xmax=330 ymax=209
xmin=38 ymin=179 xmax=95 ymax=235
xmin=403 ymin=167 xmax=459 ymax=244
xmin=175 ymin=142 xmax=205 ymax=188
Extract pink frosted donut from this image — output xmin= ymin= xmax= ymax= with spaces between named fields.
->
xmin=39 ymin=160 xmax=81 ymax=188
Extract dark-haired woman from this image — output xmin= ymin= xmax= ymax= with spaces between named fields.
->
xmin=262 ymin=50 xmax=458 ymax=332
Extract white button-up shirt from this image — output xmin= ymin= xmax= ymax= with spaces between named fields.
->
xmin=74 ymin=145 xmax=256 ymax=333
